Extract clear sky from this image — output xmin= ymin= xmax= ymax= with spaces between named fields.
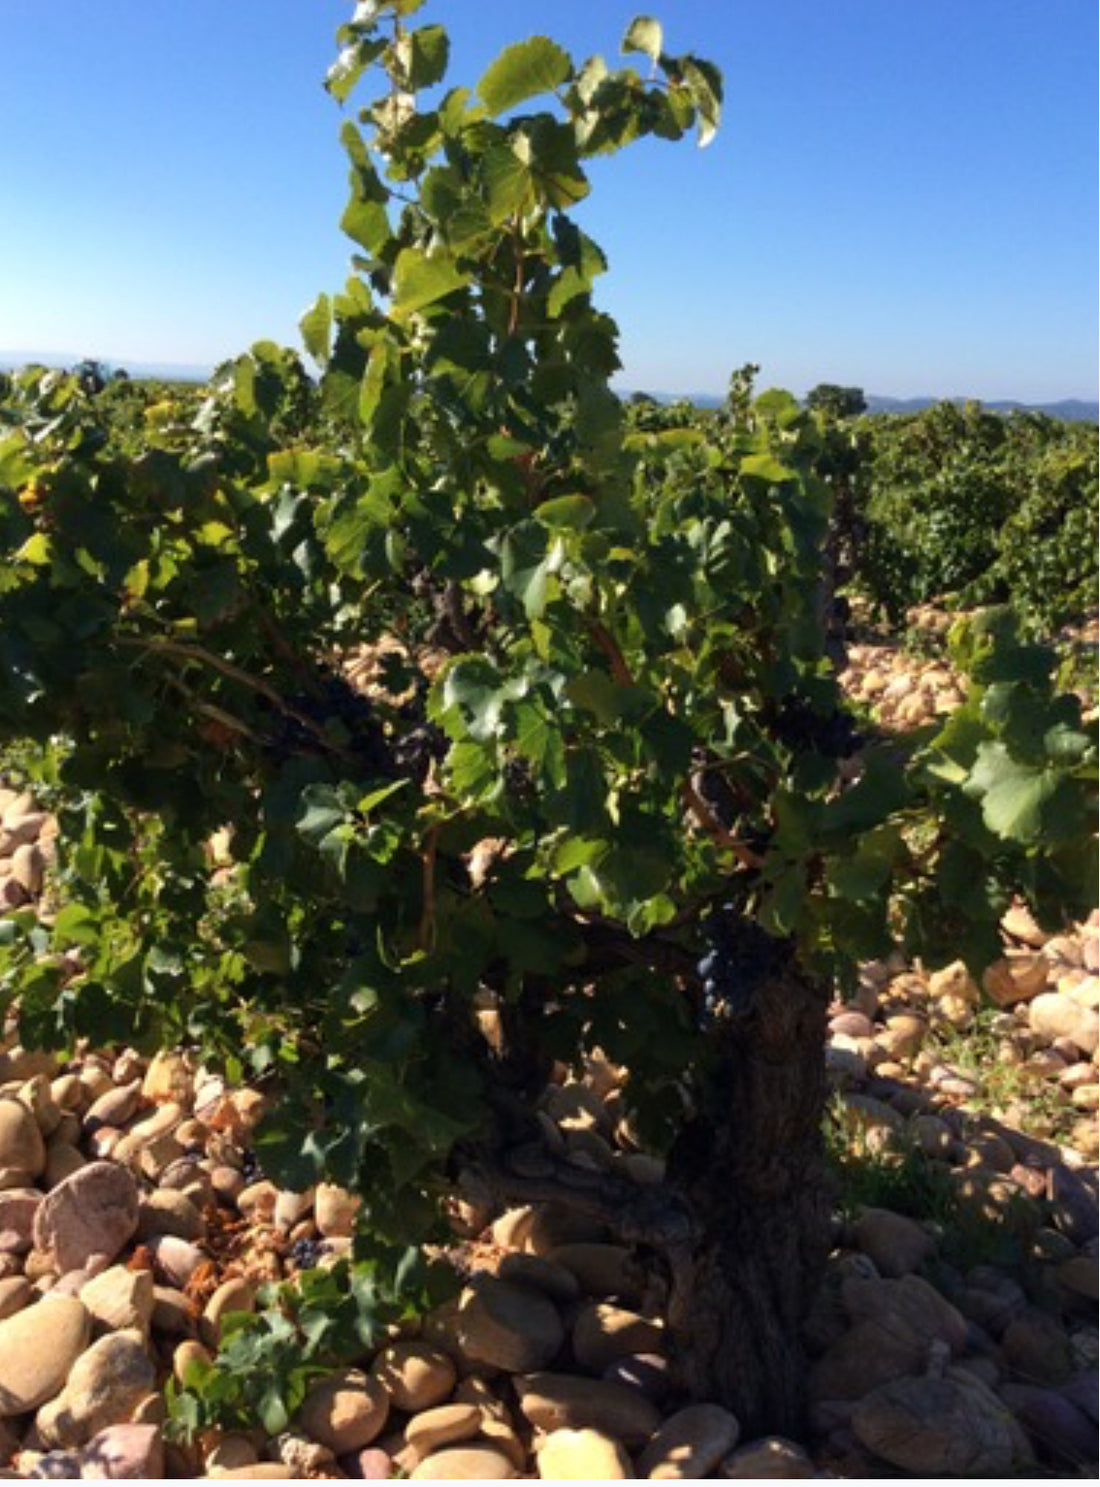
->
xmin=1 ymin=1 xmax=1096 ymax=401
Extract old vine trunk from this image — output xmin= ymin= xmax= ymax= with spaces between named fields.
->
xmin=666 ymin=957 xmax=832 ymax=1437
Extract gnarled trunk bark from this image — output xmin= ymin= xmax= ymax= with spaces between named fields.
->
xmin=666 ymin=955 xmax=831 ymax=1437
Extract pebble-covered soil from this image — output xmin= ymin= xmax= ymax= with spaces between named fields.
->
xmin=0 ymin=612 xmax=1096 ymax=1480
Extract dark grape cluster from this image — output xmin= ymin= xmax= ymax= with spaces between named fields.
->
xmin=240 ymin=1149 xmax=265 ymax=1184
xmin=502 ymin=756 xmax=535 ymax=804
xmin=262 ymin=673 xmax=394 ymax=777
xmin=696 ymin=906 xmax=792 ymax=1027
xmin=392 ymin=722 xmax=448 ymax=784
xmin=289 ymin=1236 xmax=322 ymax=1270
xmin=771 ymin=692 xmax=863 ymax=760
xmin=694 ymin=762 xmax=738 ymax=830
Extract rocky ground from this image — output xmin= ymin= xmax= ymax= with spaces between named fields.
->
xmin=0 ymin=613 xmax=1096 ymax=1480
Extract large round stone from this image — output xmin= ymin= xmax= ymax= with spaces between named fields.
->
xmin=638 ymin=1403 xmax=741 ymax=1479
xmin=33 ymin=1162 xmax=139 ymax=1273
xmin=536 ymin=1428 xmax=632 ymax=1479
xmin=410 ymin=1445 xmax=516 ymax=1479
xmin=572 ymin=1303 xmax=663 ymax=1373
xmin=0 ymin=1295 xmax=90 ymax=1415
xmin=455 ymin=1277 xmax=564 ymax=1372
xmin=370 ymin=1342 xmax=456 ymax=1413
xmin=36 ymin=1329 xmax=156 ymax=1449
xmin=514 ymin=1372 xmax=660 ymax=1447
xmin=0 ymin=1097 xmax=46 ymax=1179
xmin=299 ymin=1369 xmax=389 ymax=1454
xmin=852 ymin=1373 xmax=1033 ymax=1475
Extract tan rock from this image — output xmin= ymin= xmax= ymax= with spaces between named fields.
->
xmin=1028 ymin=993 xmax=1099 ymax=1055
xmin=983 ymin=955 xmax=1049 ymax=1007
xmin=141 ymin=1051 xmax=194 ymax=1107
xmin=877 ymin=1014 xmax=926 ymax=1061
xmin=0 ymin=1096 xmax=46 ymax=1178
xmin=10 ymin=842 xmax=45 ymax=895
xmin=720 ymin=1435 xmax=815 ymax=1477
xmin=111 ymin=1102 xmax=184 ymax=1163
xmin=136 ymin=1189 xmax=206 ymax=1243
xmin=84 ymin=1081 xmax=141 ymax=1131
xmin=173 ymin=1339 xmax=212 ymax=1385
xmin=201 ymin=1467 xmax=296 ymax=1480
xmin=572 ymin=1302 xmax=664 ymax=1372
xmin=411 ymin=1445 xmax=517 ymax=1479
xmin=852 ymin=1209 xmax=934 ymax=1278
xmin=0 ymin=1294 xmax=90 ymax=1415
xmin=525 ymin=1204 xmax=605 ymax=1255
xmin=811 ymin=1275 xmax=967 ymax=1400
xmin=36 ymin=1328 xmax=156 ymax=1449
xmin=495 ymin=1252 xmax=581 ymax=1304
xmin=490 ymin=1208 xmax=535 ymax=1252
xmin=455 ymin=1277 xmax=564 ymax=1372
xmin=639 ymin=1403 xmax=741 ymax=1479
xmin=201 ymin=1279 xmax=255 ymax=1345
xmin=314 ymin=1182 xmax=360 ymax=1238
xmin=514 ymin=1372 xmax=660 ymax=1446
xmin=79 ymin=1266 xmax=154 ymax=1337
xmin=0 ymin=1276 xmax=31 ymax=1321
xmin=236 ymin=1180 xmax=278 ymax=1222
xmin=34 ymin=1162 xmax=140 ymax=1274
xmin=20 ymin=1075 xmax=63 ymax=1138
xmin=273 ymin=1188 xmax=314 ymax=1234
xmin=404 ymin=1402 xmax=482 ymax=1456
xmin=203 ymin=1434 xmax=258 ymax=1472
xmin=852 ymin=1370 xmax=1032 ymax=1475
xmin=151 ymin=1286 xmax=196 ymax=1338
xmin=0 ymin=1186 xmax=41 ymax=1254
xmin=299 ymin=1368 xmax=389 ymax=1454
xmin=545 ymin=1243 xmax=641 ymax=1301
xmin=44 ymin=1143 xmax=85 ymax=1189
xmin=537 ymin=1427 xmax=632 ymax=1478
xmin=371 ymin=1341 xmax=456 ymax=1413
xmin=1002 ymin=903 xmax=1048 ymax=947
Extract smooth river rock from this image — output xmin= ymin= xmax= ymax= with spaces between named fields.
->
xmin=638 ymin=1403 xmax=741 ymax=1479
xmin=536 ymin=1427 xmax=633 ymax=1479
xmin=36 ymin=1328 xmax=156 ymax=1449
xmin=33 ymin=1162 xmax=140 ymax=1274
xmin=0 ymin=1295 xmax=90 ymax=1415
xmin=514 ymin=1372 xmax=661 ymax=1447
xmin=852 ymin=1371 xmax=1033 ymax=1475
xmin=455 ymin=1277 xmax=564 ymax=1372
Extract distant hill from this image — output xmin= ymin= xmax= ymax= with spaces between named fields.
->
xmin=862 ymin=394 xmax=1099 ymax=423
xmin=623 ymin=389 xmax=1099 ymax=423
xmin=0 ymin=350 xmax=212 ymax=382
xmin=4 ymin=355 xmax=1097 ymax=423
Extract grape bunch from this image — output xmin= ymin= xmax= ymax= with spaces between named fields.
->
xmin=392 ymin=721 xmax=448 ymax=784
xmin=288 ymin=1236 xmax=323 ymax=1271
xmin=694 ymin=760 xmax=738 ymax=829
xmin=240 ymin=1149 xmax=265 ymax=1185
xmin=502 ymin=756 xmax=535 ymax=804
xmin=695 ymin=906 xmax=792 ymax=1027
xmin=771 ymin=692 xmax=863 ymax=760
xmin=262 ymin=673 xmax=394 ymax=777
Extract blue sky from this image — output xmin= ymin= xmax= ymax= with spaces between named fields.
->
xmin=1 ymin=0 xmax=1096 ymax=400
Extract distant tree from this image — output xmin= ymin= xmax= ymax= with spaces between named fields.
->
xmin=726 ymin=361 xmax=761 ymax=419
xmin=806 ymin=383 xmax=867 ymax=419
xmin=629 ymin=390 xmax=658 ymax=405
xmin=111 ymin=367 xmax=130 ymax=382
xmin=73 ymin=358 xmax=109 ymax=395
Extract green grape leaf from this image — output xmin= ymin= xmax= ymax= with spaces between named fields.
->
xmin=622 ymin=17 xmax=663 ymax=64
xmin=478 ymin=37 xmax=572 ymax=116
